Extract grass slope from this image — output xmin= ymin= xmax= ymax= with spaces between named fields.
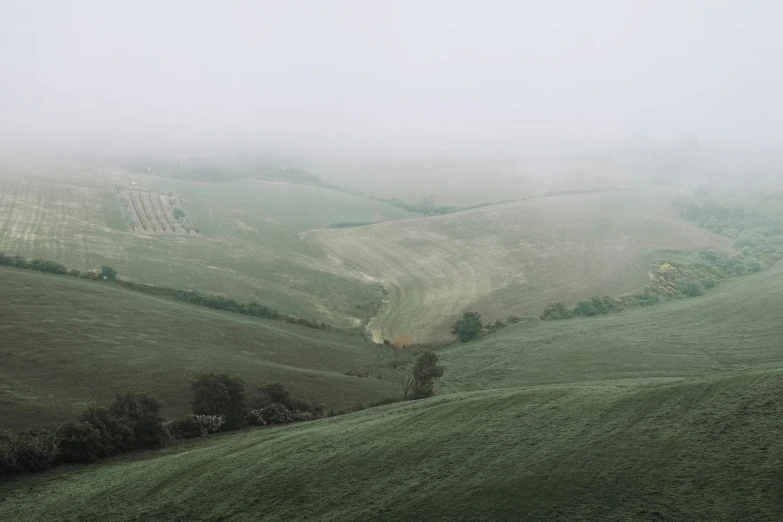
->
xmin=440 ymin=258 xmax=783 ymax=392
xmin=1 ymin=373 xmax=780 ymax=521
xmin=0 ymin=169 xmax=417 ymax=328
xmin=2 ymin=262 xmax=782 ymax=520
xmin=309 ymin=189 xmax=731 ymax=342
xmin=0 ymin=267 xmax=399 ymax=429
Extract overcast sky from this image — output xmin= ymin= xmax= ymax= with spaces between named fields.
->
xmin=2 ymin=1 xmax=782 ymax=155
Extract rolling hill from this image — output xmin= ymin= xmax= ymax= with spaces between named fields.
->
xmin=0 ymin=168 xmax=417 ymax=329
xmin=0 ymin=267 xmax=399 ymax=429
xmin=1 ymin=259 xmax=781 ymax=520
xmin=308 ymin=189 xmax=731 ymax=343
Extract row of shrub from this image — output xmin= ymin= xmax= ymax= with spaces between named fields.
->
xmin=0 ymin=253 xmax=334 ymax=331
xmin=0 ymin=253 xmax=117 ymax=281
xmin=0 ymin=375 xmax=346 ymax=480
xmin=1 ymin=392 xmax=168 ymax=479
xmin=540 ymin=250 xmax=763 ymax=321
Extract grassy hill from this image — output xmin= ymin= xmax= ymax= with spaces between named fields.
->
xmin=0 ymin=168 xmax=417 ymax=329
xmin=1 ymin=261 xmax=781 ymax=520
xmin=309 ymin=189 xmax=731 ymax=343
xmin=440 ymin=257 xmax=783 ymax=392
xmin=0 ymin=267 xmax=399 ymax=429
xmin=0 ymin=372 xmax=780 ymax=521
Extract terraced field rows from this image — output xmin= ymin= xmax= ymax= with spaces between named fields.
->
xmin=309 ymin=190 xmax=732 ymax=342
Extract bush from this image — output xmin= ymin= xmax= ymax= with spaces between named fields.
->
xmin=191 ymin=373 xmax=248 ymax=429
xmin=452 ymin=312 xmax=483 ymax=342
xmin=56 ymin=421 xmax=103 ymax=463
xmin=255 ymin=403 xmax=293 ymax=425
xmin=100 ymin=265 xmax=118 ymax=280
xmin=681 ymin=282 xmax=704 ymax=297
xmin=166 ymin=415 xmax=203 ymax=439
xmin=167 ymin=414 xmax=225 ymax=439
xmin=541 ymin=302 xmax=572 ymax=320
xmin=0 ymin=431 xmax=18 ymax=478
xmin=7 ymin=429 xmax=58 ymax=474
xmin=572 ymin=300 xmax=598 ymax=317
xmin=110 ymin=392 xmax=169 ymax=449
xmin=247 ymin=409 xmax=268 ymax=427
xmin=252 ymin=382 xmax=289 ymax=409
xmin=79 ymin=407 xmax=135 ymax=457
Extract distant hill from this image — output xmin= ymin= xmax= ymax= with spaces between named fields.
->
xmin=308 ymin=189 xmax=731 ymax=342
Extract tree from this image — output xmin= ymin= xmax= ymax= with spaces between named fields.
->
xmin=79 ymin=406 xmax=135 ymax=457
xmin=452 ymin=312 xmax=483 ymax=342
xmin=100 ymin=265 xmax=118 ymax=280
xmin=410 ymin=351 xmax=444 ymax=399
xmin=251 ymin=382 xmax=289 ymax=409
xmin=56 ymin=421 xmax=103 ymax=463
xmin=540 ymin=302 xmax=572 ymax=320
xmin=191 ymin=373 xmax=247 ymax=428
xmin=109 ymin=392 xmax=169 ymax=449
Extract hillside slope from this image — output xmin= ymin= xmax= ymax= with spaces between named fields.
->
xmin=2 ymin=262 xmax=782 ymax=520
xmin=440 ymin=258 xmax=783 ymax=392
xmin=1 ymin=372 xmax=780 ymax=521
xmin=0 ymin=267 xmax=398 ymax=429
xmin=309 ymin=189 xmax=731 ymax=342
xmin=0 ymin=170 xmax=417 ymax=328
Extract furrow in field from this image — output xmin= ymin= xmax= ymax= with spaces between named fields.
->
xmin=309 ymin=190 xmax=732 ymax=342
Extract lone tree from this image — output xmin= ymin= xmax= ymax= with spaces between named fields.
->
xmin=409 ymin=351 xmax=444 ymax=399
xmin=191 ymin=373 xmax=248 ymax=429
xmin=100 ymin=265 xmax=118 ymax=280
xmin=452 ymin=311 xmax=483 ymax=342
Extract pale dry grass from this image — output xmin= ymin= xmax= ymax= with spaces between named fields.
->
xmin=308 ymin=190 xmax=732 ymax=342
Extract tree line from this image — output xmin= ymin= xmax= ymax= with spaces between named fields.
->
xmin=0 ymin=253 xmax=334 ymax=331
xmin=1 ymin=362 xmax=444 ymax=480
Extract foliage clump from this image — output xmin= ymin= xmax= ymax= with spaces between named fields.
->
xmin=452 ymin=312 xmax=483 ymax=342
xmin=191 ymin=373 xmax=248 ymax=429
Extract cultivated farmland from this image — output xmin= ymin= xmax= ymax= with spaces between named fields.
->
xmin=0 ymin=170 xmax=417 ymax=328
xmin=308 ymin=190 xmax=732 ymax=342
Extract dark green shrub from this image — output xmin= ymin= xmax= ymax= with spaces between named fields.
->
xmin=256 ymin=403 xmax=293 ymax=425
xmin=56 ymin=421 xmax=103 ymax=463
xmin=100 ymin=265 xmax=118 ymax=280
xmin=681 ymin=282 xmax=704 ymax=297
xmin=452 ymin=312 xmax=483 ymax=342
xmin=191 ymin=373 xmax=248 ymax=429
xmin=0 ymin=430 xmax=19 ymax=478
xmin=10 ymin=429 xmax=58 ymax=473
xmin=110 ymin=392 xmax=169 ymax=449
xmin=28 ymin=258 xmax=67 ymax=275
xmin=541 ymin=302 xmax=572 ymax=320
xmin=167 ymin=415 xmax=203 ymax=439
xmin=79 ymin=407 xmax=135 ymax=457
xmin=409 ymin=351 xmax=444 ymax=400
xmin=573 ymin=300 xmax=598 ymax=317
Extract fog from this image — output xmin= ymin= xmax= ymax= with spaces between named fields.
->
xmin=2 ymin=1 xmax=783 ymax=189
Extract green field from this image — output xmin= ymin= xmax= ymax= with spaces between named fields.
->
xmin=1 ymin=260 xmax=781 ymax=520
xmin=309 ymin=189 xmax=730 ymax=342
xmin=0 ymin=168 xmax=416 ymax=329
xmin=0 ymin=267 xmax=399 ymax=429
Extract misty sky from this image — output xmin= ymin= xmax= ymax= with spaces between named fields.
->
xmin=2 ymin=1 xmax=783 ymax=154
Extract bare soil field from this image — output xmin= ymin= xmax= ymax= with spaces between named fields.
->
xmin=308 ymin=190 xmax=732 ymax=342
